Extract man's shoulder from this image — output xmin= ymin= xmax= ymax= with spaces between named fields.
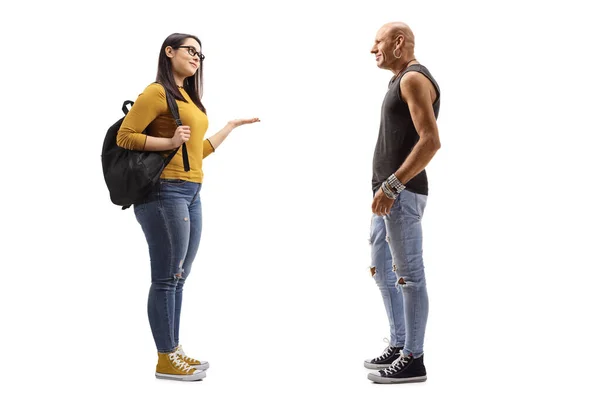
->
xmin=400 ymin=66 xmax=438 ymax=98
xmin=400 ymin=68 xmax=429 ymax=88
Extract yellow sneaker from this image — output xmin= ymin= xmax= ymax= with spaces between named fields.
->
xmin=155 ymin=351 xmax=206 ymax=381
xmin=175 ymin=345 xmax=210 ymax=371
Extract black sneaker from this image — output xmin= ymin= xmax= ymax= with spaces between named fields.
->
xmin=363 ymin=344 xmax=403 ymax=369
xmin=368 ymin=353 xmax=427 ymax=384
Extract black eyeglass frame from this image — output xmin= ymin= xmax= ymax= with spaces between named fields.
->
xmin=175 ymin=45 xmax=205 ymax=60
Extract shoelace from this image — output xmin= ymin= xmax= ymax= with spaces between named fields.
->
xmin=181 ymin=354 xmax=197 ymax=363
xmin=384 ymin=356 xmax=409 ymax=375
xmin=169 ymin=353 xmax=194 ymax=373
xmin=374 ymin=346 xmax=395 ymax=361
xmin=373 ymin=338 xmax=398 ymax=362
xmin=177 ymin=346 xmax=198 ymax=363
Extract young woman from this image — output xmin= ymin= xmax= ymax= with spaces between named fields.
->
xmin=117 ymin=33 xmax=259 ymax=381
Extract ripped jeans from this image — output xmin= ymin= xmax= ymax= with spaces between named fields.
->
xmin=134 ymin=179 xmax=202 ymax=353
xmin=370 ymin=189 xmax=428 ymax=357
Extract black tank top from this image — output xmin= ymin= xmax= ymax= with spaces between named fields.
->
xmin=371 ymin=64 xmax=440 ymax=195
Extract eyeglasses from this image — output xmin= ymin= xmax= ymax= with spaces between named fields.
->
xmin=176 ymin=46 xmax=205 ymax=60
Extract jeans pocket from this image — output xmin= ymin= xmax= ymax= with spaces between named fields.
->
xmin=385 ymin=195 xmax=403 ymax=223
xmin=134 ymin=202 xmax=147 ymax=221
xmin=160 ymin=179 xmax=188 ymax=186
xmin=394 ymin=190 xmax=421 ymax=220
xmin=411 ymin=192 xmax=427 ymax=219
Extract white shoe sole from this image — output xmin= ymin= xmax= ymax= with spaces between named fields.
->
xmin=364 ymin=361 xmax=392 ymax=369
xmin=192 ymin=362 xmax=210 ymax=371
xmin=367 ymin=373 xmax=427 ymax=384
xmin=155 ymin=370 xmax=206 ymax=381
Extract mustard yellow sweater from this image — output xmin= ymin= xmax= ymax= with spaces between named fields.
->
xmin=116 ymin=83 xmax=213 ymax=183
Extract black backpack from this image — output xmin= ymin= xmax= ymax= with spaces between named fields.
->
xmin=101 ymin=85 xmax=190 ymax=210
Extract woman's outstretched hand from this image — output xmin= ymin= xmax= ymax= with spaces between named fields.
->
xmin=227 ymin=118 xmax=261 ymax=129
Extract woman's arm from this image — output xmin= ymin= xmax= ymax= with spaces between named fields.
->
xmin=203 ymin=118 xmax=260 ymax=156
xmin=117 ymin=84 xmax=188 ymax=151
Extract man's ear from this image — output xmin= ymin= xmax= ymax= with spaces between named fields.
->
xmin=394 ymin=35 xmax=405 ymax=51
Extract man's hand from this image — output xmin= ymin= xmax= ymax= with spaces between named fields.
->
xmin=372 ymin=188 xmax=395 ymax=216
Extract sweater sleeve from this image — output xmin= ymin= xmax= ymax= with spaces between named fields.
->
xmin=116 ymin=84 xmax=166 ymax=150
xmin=202 ymin=138 xmax=215 ymax=159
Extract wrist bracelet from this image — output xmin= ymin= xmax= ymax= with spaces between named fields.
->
xmin=386 ymin=174 xmax=406 ymax=194
xmin=381 ymin=181 xmax=398 ymax=200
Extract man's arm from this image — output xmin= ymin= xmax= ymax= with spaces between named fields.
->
xmin=393 ymin=72 xmax=441 ymax=184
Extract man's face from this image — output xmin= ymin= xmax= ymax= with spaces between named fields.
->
xmin=371 ymin=26 xmax=398 ymax=69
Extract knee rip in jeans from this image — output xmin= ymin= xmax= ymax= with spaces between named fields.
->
xmin=174 ymin=260 xmax=184 ymax=279
xmin=369 ymin=266 xmax=377 ymax=277
xmin=397 ymin=277 xmax=407 ymax=285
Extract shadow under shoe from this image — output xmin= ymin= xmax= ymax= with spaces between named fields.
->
xmin=155 ymin=351 xmax=206 ymax=381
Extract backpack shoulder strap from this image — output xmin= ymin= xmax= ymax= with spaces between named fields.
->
xmin=122 ymin=100 xmax=134 ymax=115
xmin=165 ymin=90 xmax=182 ymax=126
xmin=157 ymin=83 xmax=190 ymax=172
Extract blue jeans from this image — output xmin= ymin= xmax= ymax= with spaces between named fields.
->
xmin=134 ymin=179 xmax=202 ymax=353
xmin=370 ymin=189 xmax=429 ymax=357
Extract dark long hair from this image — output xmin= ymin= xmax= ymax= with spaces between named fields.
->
xmin=156 ymin=33 xmax=206 ymax=114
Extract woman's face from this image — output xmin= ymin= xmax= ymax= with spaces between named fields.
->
xmin=168 ymin=38 xmax=202 ymax=80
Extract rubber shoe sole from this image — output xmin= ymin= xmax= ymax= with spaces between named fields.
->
xmin=364 ymin=360 xmax=392 ymax=369
xmin=155 ymin=370 xmax=206 ymax=381
xmin=368 ymin=372 xmax=427 ymax=384
xmin=191 ymin=362 xmax=210 ymax=371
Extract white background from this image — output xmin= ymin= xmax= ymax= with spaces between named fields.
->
xmin=1 ymin=0 xmax=599 ymax=398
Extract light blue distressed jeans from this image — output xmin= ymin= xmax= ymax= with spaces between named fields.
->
xmin=370 ymin=189 xmax=429 ymax=357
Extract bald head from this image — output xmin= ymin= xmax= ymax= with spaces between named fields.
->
xmin=382 ymin=22 xmax=415 ymax=50
xmin=371 ymin=21 xmax=417 ymax=73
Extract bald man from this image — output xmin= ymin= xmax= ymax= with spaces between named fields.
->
xmin=364 ymin=22 xmax=441 ymax=384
